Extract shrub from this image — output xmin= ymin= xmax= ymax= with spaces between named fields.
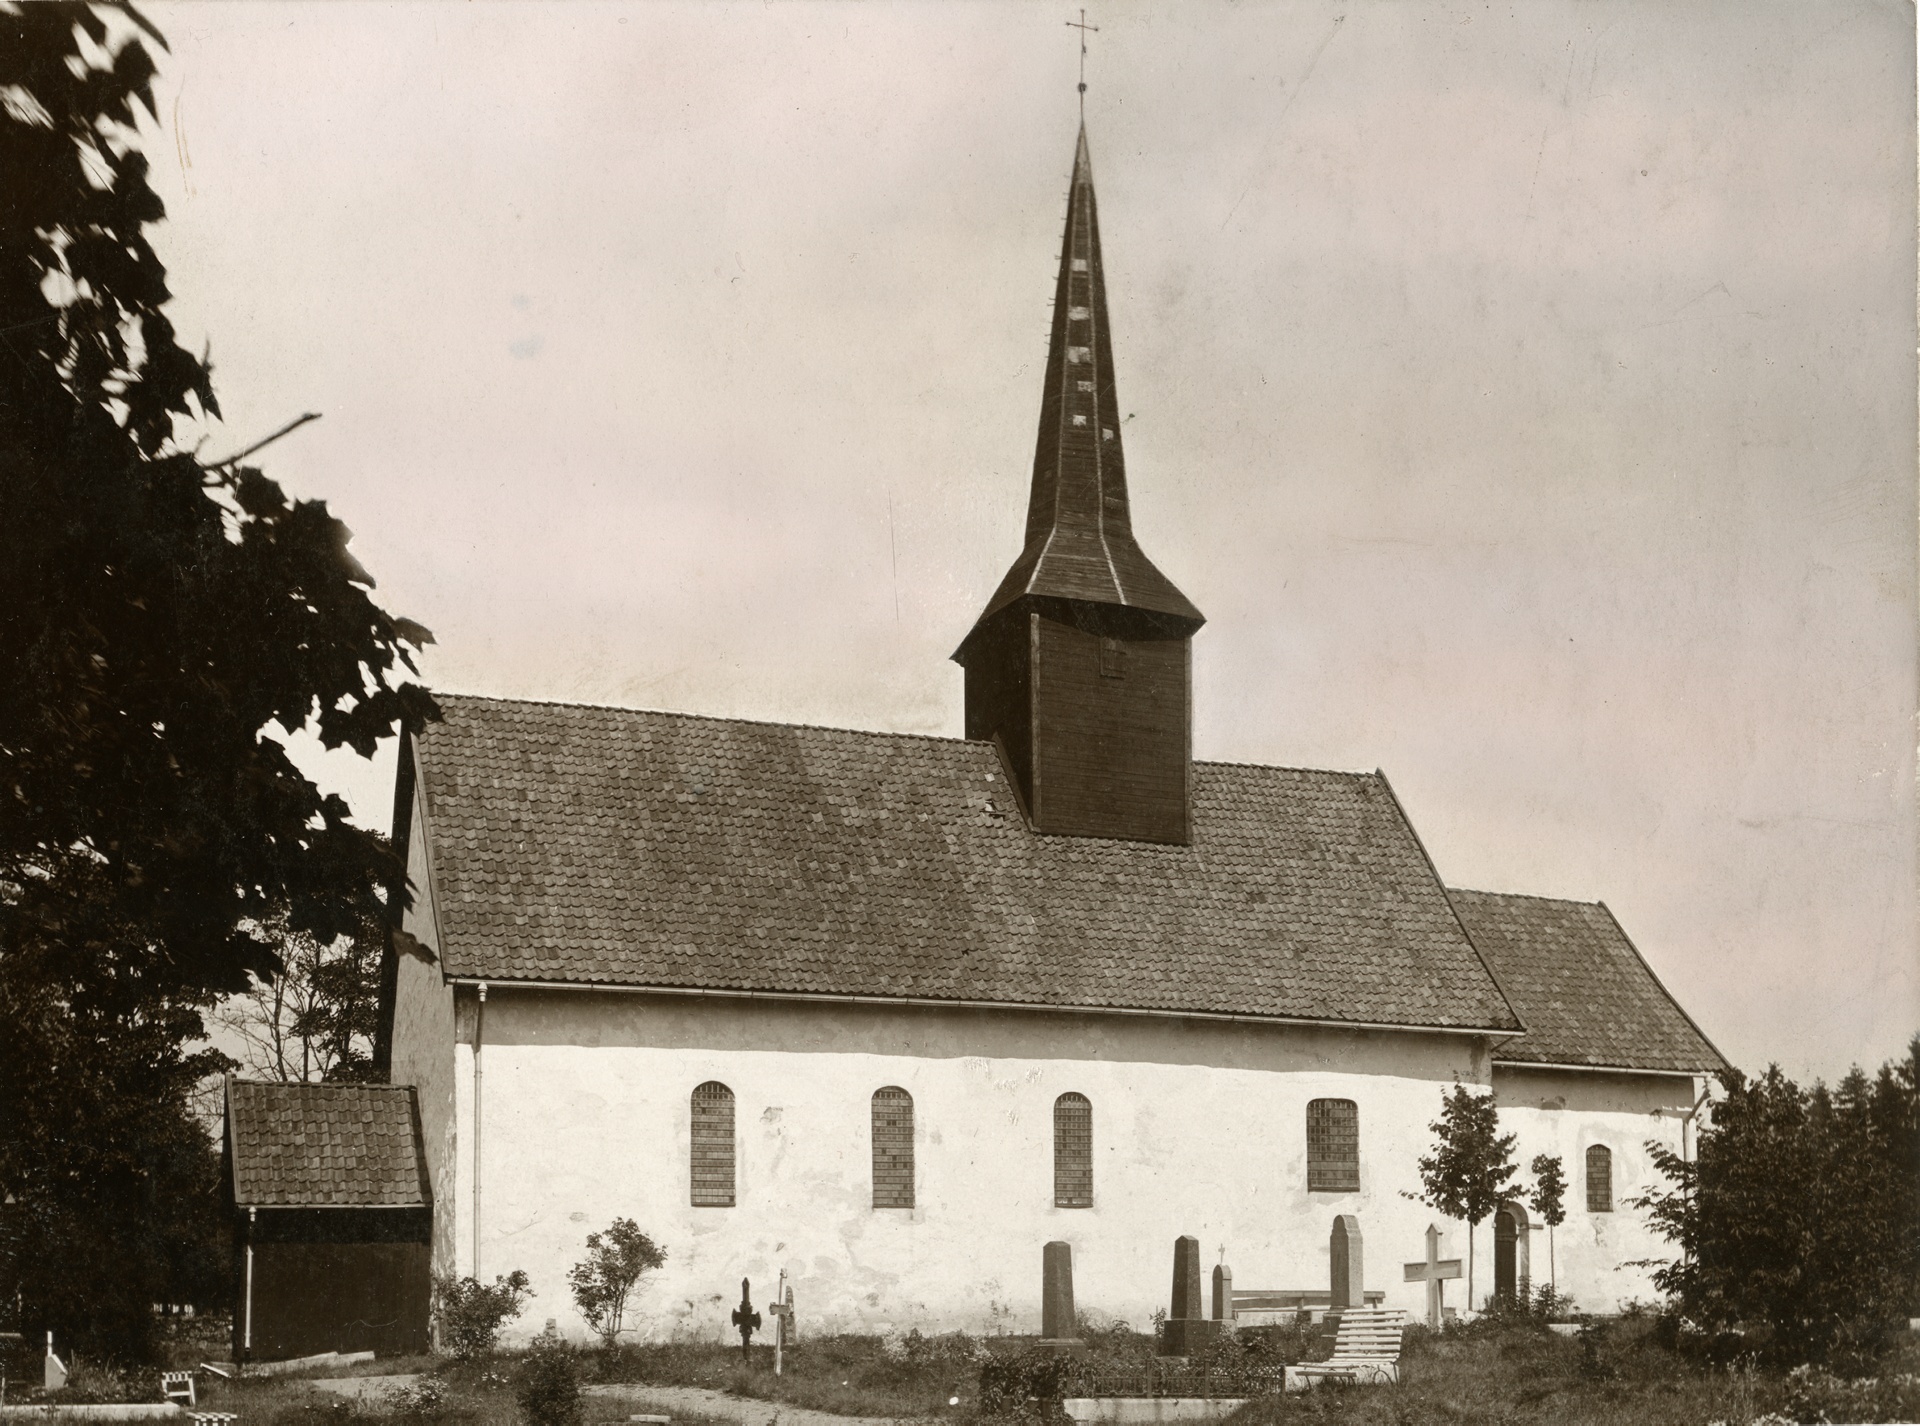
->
xmin=1636 ymin=1039 xmax=1920 ymax=1364
xmin=434 ymin=1270 xmax=532 ymax=1359
xmin=384 ymin=1378 xmax=453 ymax=1421
xmin=977 ymin=1346 xmax=1085 ymax=1415
xmin=567 ymin=1219 xmax=666 ymax=1349
xmin=1780 ymin=1362 xmax=1920 ymax=1424
xmin=517 ymin=1327 xmax=583 ymax=1426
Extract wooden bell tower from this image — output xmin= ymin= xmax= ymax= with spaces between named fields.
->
xmin=954 ymin=127 xmax=1203 ymax=845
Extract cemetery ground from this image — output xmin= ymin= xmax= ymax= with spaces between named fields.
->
xmin=17 ymin=1310 xmax=1920 ymax=1426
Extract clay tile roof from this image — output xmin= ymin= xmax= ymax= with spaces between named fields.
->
xmin=1448 ymin=889 xmax=1729 ymax=1074
xmin=226 ymin=1079 xmax=429 ymax=1208
xmin=410 ymin=694 xmax=1521 ymax=1032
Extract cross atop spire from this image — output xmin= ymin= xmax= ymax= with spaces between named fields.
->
xmin=960 ymin=126 xmax=1203 ymax=641
xmin=1066 ymin=9 xmax=1098 ymax=114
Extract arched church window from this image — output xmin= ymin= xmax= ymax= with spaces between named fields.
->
xmin=1306 ymin=1099 xmax=1360 ymax=1192
xmin=1586 ymin=1144 xmax=1613 ymax=1213
xmin=690 ymin=1081 xmax=735 ymax=1207
xmin=872 ymin=1087 xmax=914 ymax=1209
xmin=1054 ymin=1092 xmax=1093 ymax=1207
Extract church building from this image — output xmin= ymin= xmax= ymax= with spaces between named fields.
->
xmin=377 ymin=126 xmax=1725 ymax=1342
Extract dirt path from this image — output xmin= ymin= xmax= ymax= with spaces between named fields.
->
xmin=584 ymin=1382 xmax=927 ymax=1426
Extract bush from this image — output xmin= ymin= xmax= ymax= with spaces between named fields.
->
xmin=1779 ymin=1362 xmax=1920 ymax=1424
xmin=517 ymin=1327 xmax=582 ymax=1426
xmin=977 ymin=1347 xmax=1085 ymax=1416
xmin=1636 ymin=1039 xmax=1920 ymax=1364
xmin=434 ymin=1270 xmax=532 ymax=1359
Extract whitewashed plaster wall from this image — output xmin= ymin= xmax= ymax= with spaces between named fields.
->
xmin=431 ymin=988 xmax=1515 ymax=1344
xmin=389 ymin=786 xmax=459 ymax=1281
xmin=1489 ymin=1065 xmax=1697 ymax=1314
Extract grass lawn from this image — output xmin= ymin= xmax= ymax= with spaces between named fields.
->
xmin=18 ymin=1311 xmax=1918 ymax=1426
xmin=594 ymin=1331 xmax=1003 ymax=1418
xmin=1222 ymin=1314 xmax=1920 ymax=1426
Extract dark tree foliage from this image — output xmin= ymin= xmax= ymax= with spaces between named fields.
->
xmin=1636 ymin=1039 xmax=1920 ymax=1366
xmin=1406 ymin=1082 xmax=1517 ymax=1313
xmin=0 ymin=3 xmax=432 ymax=1360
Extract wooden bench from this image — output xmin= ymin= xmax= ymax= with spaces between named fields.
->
xmin=160 ymin=1372 xmax=196 ymax=1407
xmin=1283 ymin=1307 xmax=1407 ymax=1389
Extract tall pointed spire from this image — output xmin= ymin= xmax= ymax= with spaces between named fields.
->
xmin=954 ymin=126 xmax=1202 ymax=846
xmin=967 ymin=127 xmax=1203 ymax=634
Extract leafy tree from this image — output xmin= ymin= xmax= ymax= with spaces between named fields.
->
xmin=1528 ymin=1153 xmax=1567 ymax=1293
xmin=1407 ymin=1082 xmax=1517 ymax=1312
xmin=1635 ymin=1040 xmax=1920 ymax=1365
xmin=214 ymin=899 xmax=384 ymax=1084
xmin=568 ymin=1218 xmax=667 ymax=1348
xmin=0 ymin=3 xmax=432 ymax=1359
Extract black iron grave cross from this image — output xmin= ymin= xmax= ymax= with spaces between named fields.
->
xmin=731 ymin=1278 xmax=761 ymax=1362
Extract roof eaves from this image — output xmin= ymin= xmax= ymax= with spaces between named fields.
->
xmin=1492 ymin=1056 xmax=1710 ymax=1079
xmin=411 ymin=733 xmax=454 ymax=978
xmin=443 ymin=975 xmax=1522 ymax=1037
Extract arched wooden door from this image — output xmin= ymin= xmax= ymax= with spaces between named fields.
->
xmin=1494 ymin=1203 xmax=1520 ymax=1302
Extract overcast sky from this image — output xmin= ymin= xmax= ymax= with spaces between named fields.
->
xmin=139 ymin=1 xmax=1916 ymax=1084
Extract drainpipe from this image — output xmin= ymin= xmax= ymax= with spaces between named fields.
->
xmin=243 ymin=1207 xmax=256 ymax=1358
xmin=1680 ymin=1079 xmax=1711 ymax=1263
xmin=473 ymin=982 xmax=487 ymax=1278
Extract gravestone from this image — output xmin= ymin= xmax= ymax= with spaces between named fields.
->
xmin=1211 ymin=1264 xmax=1234 ymax=1323
xmin=44 ymin=1333 xmax=67 ymax=1391
xmin=1159 ymin=1236 xmax=1217 ymax=1356
xmin=1402 ymin=1224 xmax=1463 ymax=1329
xmin=1038 ymin=1241 xmax=1083 ymax=1351
xmin=1330 ymin=1215 xmax=1363 ymax=1310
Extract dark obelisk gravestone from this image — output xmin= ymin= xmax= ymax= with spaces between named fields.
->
xmin=1330 ymin=1215 xmax=1363 ymax=1311
xmin=1038 ymin=1241 xmax=1083 ymax=1352
xmin=1160 ymin=1235 xmax=1214 ymax=1356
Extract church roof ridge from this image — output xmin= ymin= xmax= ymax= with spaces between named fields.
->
xmin=427 ymin=690 xmax=978 ymax=750
xmin=428 ymin=690 xmax=1382 ymax=782
xmin=1448 ymin=884 xmax=1606 ymax=909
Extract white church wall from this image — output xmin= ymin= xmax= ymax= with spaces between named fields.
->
xmin=442 ymin=987 xmax=1497 ymax=1343
xmin=389 ymin=788 xmax=460 ymax=1284
xmin=1491 ymin=1064 xmax=1697 ymax=1314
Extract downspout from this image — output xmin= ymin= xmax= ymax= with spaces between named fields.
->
xmin=473 ymin=982 xmax=487 ymax=1278
xmin=243 ymin=1207 xmax=256 ymax=1358
xmin=1680 ymin=1078 xmax=1711 ymax=1264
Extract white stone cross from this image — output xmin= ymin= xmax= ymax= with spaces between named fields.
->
xmin=1402 ymin=1223 xmax=1463 ymax=1328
